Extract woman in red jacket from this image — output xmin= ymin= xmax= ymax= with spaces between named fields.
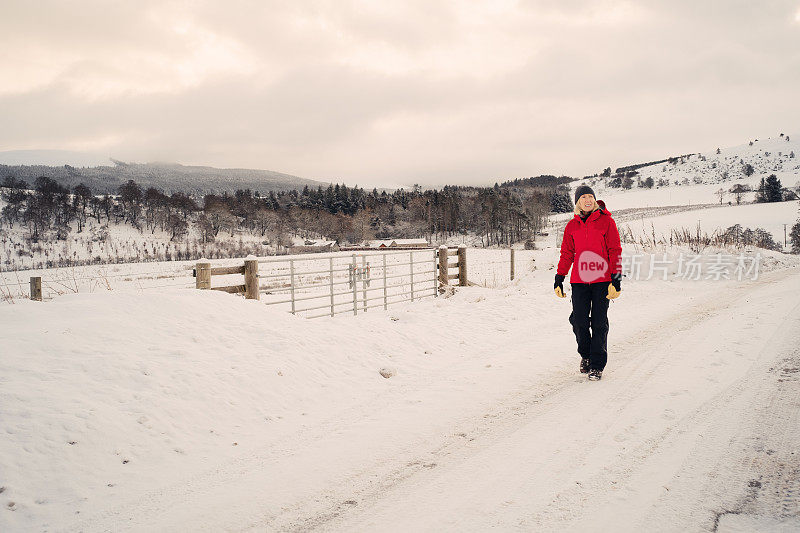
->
xmin=554 ymin=185 xmax=622 ymax=381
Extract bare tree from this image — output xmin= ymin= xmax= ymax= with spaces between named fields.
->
xmin=351 ymin=207 xmax=375 ymax=244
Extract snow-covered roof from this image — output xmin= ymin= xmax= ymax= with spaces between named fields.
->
xmin=391 ymin=238 xmax=429 ymax=245
xmin=366 ymin=239 xmax=429 ymax=248
xmin=367 ymin=240 xmax=395 ymax=247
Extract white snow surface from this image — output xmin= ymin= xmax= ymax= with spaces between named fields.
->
xmin=615 ymin=201 xmax=799 ymax=246
xmin=2 ymin=240 xmax=800 ymax=531
xmin=2 ymin=133 xmax=800 ymax=531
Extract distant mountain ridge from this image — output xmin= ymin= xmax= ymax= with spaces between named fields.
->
xmin=0 ymin=157 xmax=329 ymax=195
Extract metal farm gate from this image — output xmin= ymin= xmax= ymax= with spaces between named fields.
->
xmin=257 ymin=249 xmax=438 ymax=318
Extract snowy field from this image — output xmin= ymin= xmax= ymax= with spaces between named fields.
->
xmin=2 ymin=134 xmax=800 ymax=531
xmin=0 ymin=210 xmax=277 ymax=272
xmin=615 ymin=201 xmax=799 ymax=248
xmin=2 ymin=203 xmax=800 ymax=531
xmin=0 ymin=260 xmax=197 ymax=302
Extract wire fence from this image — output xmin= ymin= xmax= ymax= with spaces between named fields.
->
xmin=0 ymin=261 xmax=196 ymax=303
xmin=1 ymin=247 xmax=537 ymax=306
xmin=466 ymin=248 xmax=537 ymax=288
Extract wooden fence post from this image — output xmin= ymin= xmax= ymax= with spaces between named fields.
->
xmin=458 ymin=247 xmax=467 ymax=286
xmin=438 ymin=246 xmax=449 ymax=289
xmin=510 ymin=248 xmax=515 ymax=281
xmin=244 ymin=259 xmax=259 ymax=300
xmin=30 ymin=276 xmax=42 ymax=301
xmin=196 ymin=262 xmax=211 ymax=290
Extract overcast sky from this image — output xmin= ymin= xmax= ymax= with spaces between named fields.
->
xmin=2 ymin=1 xmax=799 ymax=188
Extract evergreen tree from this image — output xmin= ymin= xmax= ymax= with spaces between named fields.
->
xmin=790 ymin=220 xmax=800 ymax=254
xmin=756 ymin=175 xmax=783 ymax=203
xmin=268 ymin=190 xmax=279 ymax=210
xmin=549 ymin=191 xmax=572 ymax=213
xmin=765 ymin=174 xmax=783 ymax=202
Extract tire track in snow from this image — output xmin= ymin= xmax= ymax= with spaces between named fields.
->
xmin=265 ymin=269 xmax=800 ymax=531
xmin=707 ymin=348 xmax=800 ymax=532
xmin=525 ymin=294 xmax=800 ymax=531
xmin=66 ymin=267 xmax=800 ymax=532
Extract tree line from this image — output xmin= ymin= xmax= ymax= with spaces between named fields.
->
xmin=1 ymin=175 xmax=565 ymax=248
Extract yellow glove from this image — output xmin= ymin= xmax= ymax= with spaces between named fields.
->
xmin=606 ymin=283 xmax=621 ymax=299
xmin=554 ymin=274 xmax=566 ymax=298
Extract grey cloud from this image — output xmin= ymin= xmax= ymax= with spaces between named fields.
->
xmin=1 ymin=0 xmax=799 ymax=187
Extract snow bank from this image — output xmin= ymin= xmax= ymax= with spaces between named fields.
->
xmin=4 ymin=242 xmax=799 ymax=530
xmin=0 ymin=290 xmax=399 ymax=528
xmin=0 ymin=267 xmax=565 ymax=530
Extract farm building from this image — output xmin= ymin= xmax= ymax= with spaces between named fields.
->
xmin=366 ymin=239 xmax=430 ymax=249
xmin=288 ymin=240 xmax=340 ymax=254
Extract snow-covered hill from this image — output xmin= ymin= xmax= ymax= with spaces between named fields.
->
xmin=637 ymin=133 xmax=799 ymax=185
xmin=551 ymin=134 xmax=800 ymax=250
xmin=573 ymin=133 xmax=800 ymax=209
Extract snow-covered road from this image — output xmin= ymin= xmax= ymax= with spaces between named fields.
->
xmin=3 ymin=250 xmax=799 ymax=532
xmin=311 ymin=268 xmax=800 ymax=533
xmin=33 ymin=266 xmax=794 ymax=532
xmin=247 ymin=267 xmax=800 ymax=533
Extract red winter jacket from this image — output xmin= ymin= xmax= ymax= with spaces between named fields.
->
xmin=557 ymin=206 xmax=622 ymax=284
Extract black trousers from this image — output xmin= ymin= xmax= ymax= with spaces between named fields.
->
xmin=569 ymin=282 xmax=610 ymax=371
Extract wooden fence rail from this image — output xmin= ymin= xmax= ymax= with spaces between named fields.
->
xmin=436 ymin=246 xmax=469 ymax=289
xmin=194 ymin=259 xmax=260 ymax=300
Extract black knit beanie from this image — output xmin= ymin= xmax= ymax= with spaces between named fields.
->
xmin=574 ymin=185 xmax=596 ymax=204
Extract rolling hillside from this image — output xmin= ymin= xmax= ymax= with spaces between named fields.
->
xmin=0 ymin=159 xmax=329 ymax=195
